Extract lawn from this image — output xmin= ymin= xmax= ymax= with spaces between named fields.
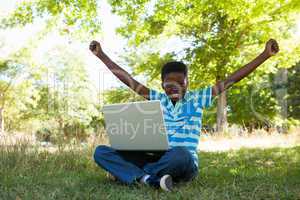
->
xmin=1 ymin=143 xmax=300 ymax=200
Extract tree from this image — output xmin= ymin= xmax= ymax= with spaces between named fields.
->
xmin=103 ymin=86 xmax=145 ymax=104
xmin=31 ymin=45 xmax=99 ymax=140
xmin=287 ymin=62 xmax=300 ymax=119
xmin=0 ymin=0 xmax=102 ymax=137
xmin=0 ymin=54 xmax=43 ymax=133
xmin=227 ymin=77 xmax=279 ymax=131
xmin=108 ymin=0 xmax=300 ymax=131
xmin=1 ymin=0 xmax=101 ymax=40
xmin=0 ymin=60 xmax=21 ymax=132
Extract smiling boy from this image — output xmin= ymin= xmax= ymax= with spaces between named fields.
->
xmin=90 ymin=39 xmax=279 ymax=191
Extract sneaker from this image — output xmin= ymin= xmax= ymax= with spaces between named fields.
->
xmin=139 ymin=174 xmax=150 ymax=184
xmin=159 ymin=174 xmax=173 ymax=192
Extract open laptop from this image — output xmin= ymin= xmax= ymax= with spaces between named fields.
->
xmin=102 ymin=100 xmax=169 ymax=151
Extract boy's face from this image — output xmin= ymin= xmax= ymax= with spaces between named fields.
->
xmin=162 ymin=72 xmax=188 ymax=102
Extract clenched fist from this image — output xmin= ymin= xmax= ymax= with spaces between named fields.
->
xmin=89 ymin=40 xmax=103 ymax=57
xmin=264 ymin=39 xmax=279 ymax=57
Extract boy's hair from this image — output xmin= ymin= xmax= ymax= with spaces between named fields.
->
xmin=161 ymin=61 xmax=188 ymax=80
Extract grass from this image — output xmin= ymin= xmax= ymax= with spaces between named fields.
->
xmin=0 ymin=142 xmax=300 ymax=200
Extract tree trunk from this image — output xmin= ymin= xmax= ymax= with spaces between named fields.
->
xmin=0 ymin=107 xmax=4 ymax=133
xmin=215 ymin=60 xmax=229 ymax=133
xmin=216 ymin=91 xmax=228 ymax=132
xmin=274 ymin=68 xmax=288 ymax=133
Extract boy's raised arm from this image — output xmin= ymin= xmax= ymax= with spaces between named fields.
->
xmin=212 ymin=39 xmax=279 ymax=97
xmin=89 ymin=40 xmax=150 ymax=100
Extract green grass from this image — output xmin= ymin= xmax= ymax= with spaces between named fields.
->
xmin=1 ymin=144 xmax=300 ymax=200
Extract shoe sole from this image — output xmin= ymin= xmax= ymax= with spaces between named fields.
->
xmin=160 ymin=175 xmax=173 ymax=191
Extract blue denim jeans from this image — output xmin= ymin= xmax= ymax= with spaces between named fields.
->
xmin=93 ymin=145 xmax=198 ymax=184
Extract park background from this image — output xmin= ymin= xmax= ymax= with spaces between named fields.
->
xmin=0 ymin=0 xmax=300 ymax=199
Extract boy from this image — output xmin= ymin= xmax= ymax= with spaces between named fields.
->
xmin=90 ymin=39 xmax=279 ymax=191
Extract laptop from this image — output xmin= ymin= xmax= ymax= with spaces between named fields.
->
xmin=102 ymin=100 xmax=169 ymax=151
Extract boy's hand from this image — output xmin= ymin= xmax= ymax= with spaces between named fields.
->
xmin=89 ymin=40 xmax=150 ymax=99
xmin=213 ymin=39 xmax=279 ymax=96
xmin=263 ymin=39 xmax=279 ymax=57
xmin=89 ymin=40 xmax=103 ymax=57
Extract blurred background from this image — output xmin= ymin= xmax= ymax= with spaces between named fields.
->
xmin=0 ymin=0 xmax=299 ymax=144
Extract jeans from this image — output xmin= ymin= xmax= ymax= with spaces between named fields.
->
xmin=93 ymin=145 xmax=198 ymax=184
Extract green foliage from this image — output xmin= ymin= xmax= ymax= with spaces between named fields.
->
xmin=0 ymin=57 xmax=41 ymax=131
xmin=0 ymin=44 xmax=100 ymax=140
xmin=1 ymin=0 xmax=300 ymax=134
xmin=0 ymin=1 xmax=104 ymax=136
xmin=227 ymin=81 xmax=278 ymax=128
xmin=4 ymin=79 xmax=40 ymax=131
xmin=124 ymin=51 xmax=175 ymax=87
xmin=29 ymin=45 xmax=99 ymax=139
xmin=88 ymin=113 xmax=105 ymax=135
xmin=287 ymin=62 xmax=300 ymax=119
xmin=0 ymin=60 xmax=10 ymax=72
xmin=0 ymin=60 xmax=24 ymax=99
xmin=103 ymin=87 xmax=145 ymax=104
xmin=108 ymin=0 xmax=300 ymax=127
xmin=35 ymin=127 xmax=51 ymax=142
xmin=2 ymin=0 xmax=101 ymax=40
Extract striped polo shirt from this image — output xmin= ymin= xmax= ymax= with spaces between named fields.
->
xmin=149 ymin=87 xmax=213 ymax=166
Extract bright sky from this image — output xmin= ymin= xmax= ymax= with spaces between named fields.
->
xmin=0 ymin=0 xmax=300 ymax=94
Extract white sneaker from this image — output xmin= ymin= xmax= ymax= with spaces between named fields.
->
xmin=159 ymin=174 xmax=173 ymax=192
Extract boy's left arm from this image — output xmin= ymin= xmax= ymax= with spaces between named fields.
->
xmin=212 ymin=39 xmax=279 ymax=97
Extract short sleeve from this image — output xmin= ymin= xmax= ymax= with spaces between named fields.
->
xmin=190 ymin=86 xmax=213 ymax=108
xmin=149 ymin=89 xmax=164 ymax=101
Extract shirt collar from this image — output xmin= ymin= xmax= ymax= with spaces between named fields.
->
xmin=182 ymin=91 xmax=190 ymax=101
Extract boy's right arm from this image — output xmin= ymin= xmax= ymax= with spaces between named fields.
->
xmin=89 ymin=40 xmax=150 ymax=100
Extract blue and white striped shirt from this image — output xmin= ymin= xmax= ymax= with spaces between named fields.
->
xmin=149 ymin=87 xmax=213 ymax=166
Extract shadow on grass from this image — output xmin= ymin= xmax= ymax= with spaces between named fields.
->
xmin=0 ymin=144 xmax=299 ymax=200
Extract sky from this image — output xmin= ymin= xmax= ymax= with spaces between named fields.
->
xmin=1 ymin=0 xmax=300 ymax=94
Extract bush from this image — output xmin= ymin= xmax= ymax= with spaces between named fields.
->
xmin=35 ymin=127 xmax=52 ymax=142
